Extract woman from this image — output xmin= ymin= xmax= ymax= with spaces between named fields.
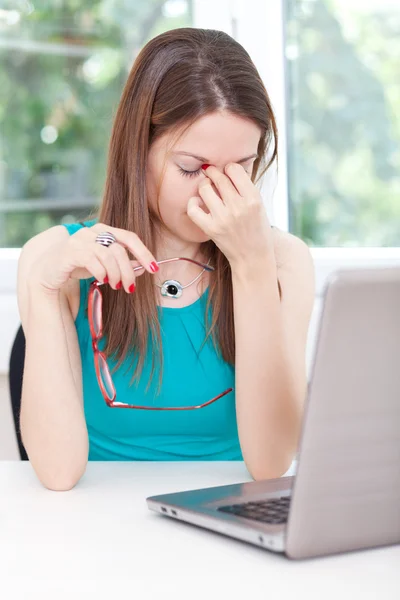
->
xmin=17 ymin=28 xmax=315 ymax=491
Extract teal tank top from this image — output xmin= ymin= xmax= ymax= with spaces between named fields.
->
xmin=62 ymin=220 xmax=243 ymax=461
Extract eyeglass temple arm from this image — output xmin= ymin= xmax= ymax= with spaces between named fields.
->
xmin=92 ymin=258 xmax=214 ymax=288
xmin=132 ymin=257 xmax=215 ymax=272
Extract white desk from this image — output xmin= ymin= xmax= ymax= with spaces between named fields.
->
xmin=1 ymin=462 xmax=399 ymax=600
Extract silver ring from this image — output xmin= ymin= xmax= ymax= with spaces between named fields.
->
xmin=95 ymin=231 xmax=117 ymax=247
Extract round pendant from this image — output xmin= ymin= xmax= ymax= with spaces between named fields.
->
xmin=160 ymin=279 xmax=183 ymax=299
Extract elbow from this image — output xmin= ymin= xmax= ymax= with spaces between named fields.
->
xmin=39 ymin=465 xmax=87 ymax=491
xmin=26 ymin=452 xmax=89 ymax=491
xmin=247 ymin=452 xmax=296 ymax=482
xmin=22 ymin=433 xmax=89 ymax=492
xmin=41 ymin=472 xmax=84 ymax=492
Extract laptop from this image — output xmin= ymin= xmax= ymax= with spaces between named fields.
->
xmin=146 ymin=266 xmax=400 ymax=560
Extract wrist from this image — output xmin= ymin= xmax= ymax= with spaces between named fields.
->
xmin=230 ymin=253 xmax=277 ymax=282
xmin=27 ymin=278 xmax=62 ymax=303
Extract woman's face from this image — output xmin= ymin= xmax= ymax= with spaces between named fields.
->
xmin=146 ymin=110 xmax=262 ymax=247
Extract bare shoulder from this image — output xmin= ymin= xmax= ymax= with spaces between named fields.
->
xmin=18 ymin=225 xmax=80 ymax=322
xmin=271 ymin=226 xmax=313 ymax=272
xmin=271 ymin=227 xmax=315 ymax=306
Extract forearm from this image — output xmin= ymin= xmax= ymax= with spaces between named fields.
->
xmin=20 ymin=285 xmax=88 ymax=490
xmin=231 ymin=256 xmax=301 ymax=481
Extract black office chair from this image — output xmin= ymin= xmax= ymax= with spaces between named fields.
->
xmin=8 ymin=324 xmax=29 ymax=460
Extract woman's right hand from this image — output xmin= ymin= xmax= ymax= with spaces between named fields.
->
xmin=28 ymin=223 xmax=159 ymax=294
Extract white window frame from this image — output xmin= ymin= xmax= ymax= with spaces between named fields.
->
xmin=1 ymin=0 xmax=399 ymax=374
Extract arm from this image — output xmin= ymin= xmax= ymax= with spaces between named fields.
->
xmin=18 ymin=227 xmax=89 ymax=491
xmin=231 ymin=233 xmax=315 ymax=481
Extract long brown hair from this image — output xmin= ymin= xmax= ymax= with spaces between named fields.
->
xmin=91 ymin=27 xmax=278 ymax=396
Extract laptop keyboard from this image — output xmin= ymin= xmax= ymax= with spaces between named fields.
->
xmin=217 ymin=495 xmax=291 ymax=525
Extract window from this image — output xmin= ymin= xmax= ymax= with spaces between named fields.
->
xmin=284 ymin=0 xmax=400 ymax=248
xmin=0 ymin=0 xmax=193 ymax=248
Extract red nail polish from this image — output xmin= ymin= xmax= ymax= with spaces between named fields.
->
xmin=150 ymin=261 xmax=159 ymax=272
xmin=201 ymin=164 xmax=211 ymax=170
xmin=103 ymin=276 xmax=109 ymax=284
xmin=116 ymin=281 xmax=122 ymax=290
xmin=129 ymin=283 xmax=136 ymax=293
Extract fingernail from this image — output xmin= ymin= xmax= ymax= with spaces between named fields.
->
xmin=129 ymin=283 xmax=136 ymax=293
xmin=116 ymin=281 xmax=122 ymax=290
xmin=103 ymin=276 xmax=109 ymax=284
xmin=150 ymin=261 xmax=159 ymax=272
xmin=201 ymin=164 xmax=211 ymax=170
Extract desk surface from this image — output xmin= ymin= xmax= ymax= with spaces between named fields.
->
xmin=1 ymin=461 xmax=399 ymax=600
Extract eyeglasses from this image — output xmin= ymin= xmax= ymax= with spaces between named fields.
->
xmin=88 ymin=257 xmax=234 ymax=409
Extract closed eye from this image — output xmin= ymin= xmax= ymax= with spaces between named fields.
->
xmin=178 ymin=167 xmax=202 ymax=178
xmin=178 ymin=166 xmax=252 ymax=179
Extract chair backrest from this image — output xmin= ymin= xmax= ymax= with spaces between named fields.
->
xmin=8 ymin=325 xmax=29 ymax=460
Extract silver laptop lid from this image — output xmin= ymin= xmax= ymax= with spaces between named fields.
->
xmin=286 ymin=267 xmax=400 ymax=559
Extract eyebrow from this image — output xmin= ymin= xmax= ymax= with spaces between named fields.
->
xmin=173 ymin=151 xmax=258 ymax=164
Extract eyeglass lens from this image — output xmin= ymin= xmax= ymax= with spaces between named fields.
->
xmin=91 ymin=288 xmax=115 ymax=400
xmin=97 ymin=353 xmax=115 ymax=400
xmin=92 ymin=287 xmax=102 ymax=337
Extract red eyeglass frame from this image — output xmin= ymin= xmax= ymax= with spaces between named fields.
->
xmin=87 ymin=257 xmax=234 ymax=409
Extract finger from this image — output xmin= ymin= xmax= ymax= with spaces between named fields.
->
xmin=110 ymin=243 xmax=138 ymax=293
xmin=202 ymin=165 xmax=241 ymax=207
xmin=130 ymin=260 xmax=148 ymax=275
xmin=198 ymin=179 xmax=226 ymax=219
xmin=70 ymin=256 xmax=107 ymax=283
xmin=84 ymin=256 xmax=107 ymax=284
xmin=223 ymin=162 xmax=255 ymax=199
xmin=94 ymin=244 xmax=122 ymax=289
xmin=187 ymin=196 xmax=214 ymax=233
xmin=91 ymin=225 xmax=159 ymax=275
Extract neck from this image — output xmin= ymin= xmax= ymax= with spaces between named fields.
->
xmin=155 ymin=237 xmax=203 ymax=262
xmin=153 ymin=233 xmax=209 ymax=287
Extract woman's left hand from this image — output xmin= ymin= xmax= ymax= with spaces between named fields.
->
xmin=186 ymin=163 xmax=274 ymax=267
